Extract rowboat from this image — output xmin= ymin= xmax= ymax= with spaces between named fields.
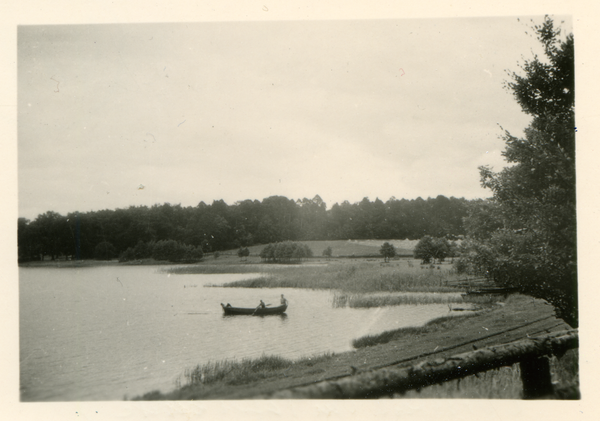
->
xmin=220 ymin=303 xmax=288 ymax=316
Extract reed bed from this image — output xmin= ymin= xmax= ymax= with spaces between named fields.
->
xmin=352 ymin=312 xmax=482 ymax=348
xmin=171 ymin=352 xmax=335 ymax=391
xmin=162 ymin=264 xmax=264 ymax=274
xmin=183 ymin=354 xmax=292 ymax=387
xmin=332 ymin=292 xmax=466 ymax=308
xmin=461 ymin=294 xmax=510 ymax=304
xmin=207 ymin=260 xmax=464 ymax=294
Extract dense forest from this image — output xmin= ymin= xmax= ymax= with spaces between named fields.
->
xmin=17 ymin=194 xmax=470 ymax=262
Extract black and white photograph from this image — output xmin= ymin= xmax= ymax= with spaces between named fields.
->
xmin=5 ymin=1 xmax=595 ymax=419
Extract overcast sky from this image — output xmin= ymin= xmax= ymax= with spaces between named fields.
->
xmin=17 ymin=16 xmax=572 ymax=220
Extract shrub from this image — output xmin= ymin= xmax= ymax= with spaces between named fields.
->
xmin=259 ymin=242 xmax=313 ymax=263
xmin=414 ymin=236 xmax=450 ymax=264
xmin=119 ymin=247 xmax=136 ymax=262
xmin=152 ymin=240 xmax=203 ymax=263
xmin=94 ymin=241 xmax=117 ymax=260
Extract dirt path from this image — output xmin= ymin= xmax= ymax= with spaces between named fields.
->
xmin=165 ymin=295 xmax=572 ymax=399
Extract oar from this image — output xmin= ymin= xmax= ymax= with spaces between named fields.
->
xmin=252 ymin=303 xmax=271 ymax=315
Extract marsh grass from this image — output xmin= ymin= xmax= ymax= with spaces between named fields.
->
xmin=332 ymin=292 xmax=467 ymax=308
xmin=352 ymin=312 xmax=483 ymax=348
xmin=461 ymin=294 xmax=509 ymax=304
xmin=183 ymin=354 xmax=293 ymax=387
xmin=151 ymin=352 xmax=336 ymax=399
xmin=163 ymin=264 xmax=264 ymax=274
xmin=205 ymin=260 xmax=465 ymax=294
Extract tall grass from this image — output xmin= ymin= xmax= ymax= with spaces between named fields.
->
xmin=163 ymin=265 xmax=264 ymax=274
xmin=163 ymin=352 xmax=335 ymax=396
xmin=211 ymin=260 xmax=465 ymax=294
xmin=332 ymin=292 xmax=466 ymax=308
xmin=352 ymin=312 xmax=482 ymax=348
xmin=183 ymin=354 xmax=293 ymax=387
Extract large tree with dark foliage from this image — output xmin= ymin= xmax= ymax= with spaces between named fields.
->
xmin=460 ymin=17 xmax=577 ymax=327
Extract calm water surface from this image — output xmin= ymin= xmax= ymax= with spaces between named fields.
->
xmin=20 ymin=265 xmax=460 ymax=401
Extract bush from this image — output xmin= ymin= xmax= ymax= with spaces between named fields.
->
xmin=414 ymin=236 xmax=450 ymax=264
xmin=94 ymin=241 xmax=117 ymax=260
xmin=133 ymin=240 xmax=153 ymax=259
xmin=259 ymin=241 xmax=313 ymax=263
xmin=119 ymin=247 xmax=136 ymax=262
xmin=152 ymin=240 xmax=203 ymax=263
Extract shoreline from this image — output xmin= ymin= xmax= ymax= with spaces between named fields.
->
xmin=18 ymin=258 xmax=179 ymax=268
xmin=136 ymin=294 xmax=574 ymax=400
xmin=20 ymin=258 xmax=577 ymax=399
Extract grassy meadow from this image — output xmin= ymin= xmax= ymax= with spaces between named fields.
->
xmin=213 ymin=260 xmax=463 ymax=294
xmin=239 ymin=239 xmax=418 ymax=258
xmin=167 ymin=239 xmax=468 ymax=298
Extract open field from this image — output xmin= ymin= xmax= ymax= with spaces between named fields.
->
xmin=241 ymin=239 xmax=417 ymax=258
xmin=18 ymin=239 xmax=418 ymax=268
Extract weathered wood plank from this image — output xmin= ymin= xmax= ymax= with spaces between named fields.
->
xmin=257 ymin=330 xmax=577 ymax=399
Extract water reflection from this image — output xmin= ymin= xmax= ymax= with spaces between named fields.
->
xmin=222 ymin=313 xmax=288 ymax=320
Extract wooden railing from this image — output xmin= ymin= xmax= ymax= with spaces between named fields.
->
xmin=256 ymin=330 xmax=578 ymax=399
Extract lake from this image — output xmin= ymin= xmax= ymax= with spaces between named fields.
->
xmin=20 ymin=265 xmax=461 ymax=401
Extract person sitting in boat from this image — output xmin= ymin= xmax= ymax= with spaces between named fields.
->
xmin=257 ymin=300 xmax=266 ymax=309
xmin=280 ymin=294 xmax=288 ymax=305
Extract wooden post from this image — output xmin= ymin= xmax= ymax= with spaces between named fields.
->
xmin=520 ymin=356 xmax=554 ymax=399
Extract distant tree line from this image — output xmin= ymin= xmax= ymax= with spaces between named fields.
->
xmin=119 ymin=240 xmax=204 ymax=263
xmin=18 ymin=194 xmax=470 ymax=262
